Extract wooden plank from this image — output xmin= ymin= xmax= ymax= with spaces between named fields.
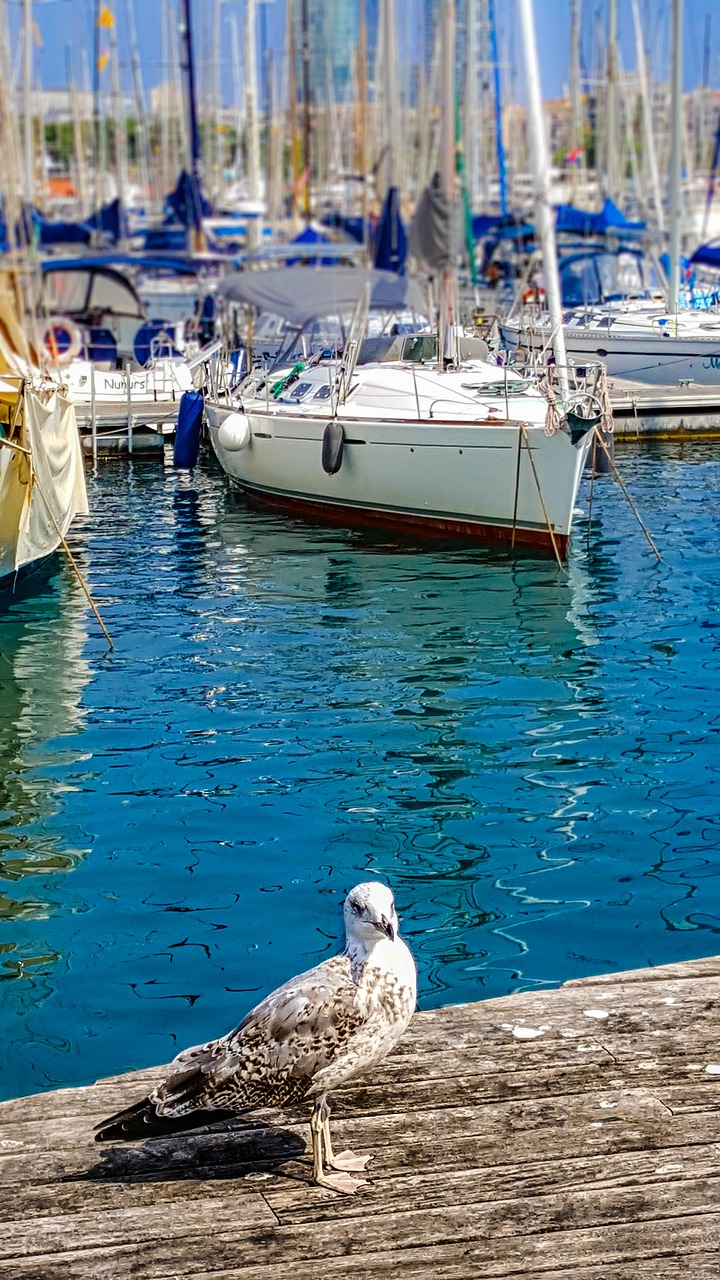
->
xmin=0 ymin=1207 xmax=717 ymax=1280
xmin=0 ymin=955 xmax=719 ymax=1279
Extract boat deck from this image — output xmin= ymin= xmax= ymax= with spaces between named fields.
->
xmin=1 ymin=955 xmax=719 ymax=1279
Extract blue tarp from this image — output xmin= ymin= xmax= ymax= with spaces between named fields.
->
xmin=321 ymin=212 xmax=370 ymax=245
xmin=143 ymin=227 xmax=191 ymax=252
xmin=0 ymin=198 xmax=125 ymax=250
xmin=39 ymin=253 xmax=204 ymax=277
xmin=555 ymin=197 xmax=645 ymax=235
xmin=471 ymin=214 xmax=534 ymax=242
xmin=286 ymin=225 xmax=339 ymax=267
xmin=689 ymin=242 xmax=720 ymax=270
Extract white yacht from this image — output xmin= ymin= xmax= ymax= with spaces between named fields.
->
xmin=501 ymin=247 xmax=720 ymax=387
xmin=205 ymin=268 xmax=596 ymax=559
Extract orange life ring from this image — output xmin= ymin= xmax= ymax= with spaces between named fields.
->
xmin=522 ymin=287 xmax=546 ymax=305
xmin=43 ymin=316 xmax=83 ymax=367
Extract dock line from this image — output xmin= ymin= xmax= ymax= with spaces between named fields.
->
xmin=592 ymin=424 xmax=663 ymax=563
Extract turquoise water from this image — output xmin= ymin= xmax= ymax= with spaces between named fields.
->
xmin=1 ymin=443 xmax=719 ymax=1102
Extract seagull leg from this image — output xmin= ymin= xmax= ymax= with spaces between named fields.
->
xmin=320 ymin=1099 xmax=372 ymax=1174
xmin=310 ymin=1096 xmax=367 ymax=1194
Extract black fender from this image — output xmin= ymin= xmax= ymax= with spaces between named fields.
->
xmin=322 ymin=421 xmax=345 ymax=475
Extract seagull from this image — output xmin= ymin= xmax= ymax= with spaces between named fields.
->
xmin=95 ymin=881 xmax=417 ymax=1194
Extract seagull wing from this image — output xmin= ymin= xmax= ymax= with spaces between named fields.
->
xmin=151 ymin=952 xmax=364 ymax=1116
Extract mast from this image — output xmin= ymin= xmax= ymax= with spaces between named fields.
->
xmin=109 ymin=5 xmax=128 ymax=223
xmin=466 ymin=0 xmax=479 ymax=209
xmin=488 ymin=0 xmax=507 ymax=218
xmin=382 ymin=0 xmax=400 ymax=194
xmin=439 ymin=0 xmax=456 ymax=364
xmin=94 ymin=0 xmax=102 ymax=206
xmin=66 ymin=47 xmax=89 ymax=215
xmin=245 ymin=0 xmax=262 ymax=244
xmin=286 ymin=0 xmax=299 ymax=220
xmin=160 ymin=0 xmax=170 ymax=206
xmin=300 ymin=0 xmax=311 ymax=221
xmin=23 ymin=0 xmax=34 ymax=202
xmin=230 ymin=14 xmax=246 ymax=195
xmin=358 ymin=0 xmax=368 ymax=246
xmin=212 ymin=0 xmax=222 ymax=204
xmin=605 ymin=0 xmax=618 ymax=202
xmin=569 ymin=0 xmax=582 ymax=200
xmin=125 ymin=0 xmax=151 ymax=214
xmin=179 ymin=0 xmax=204 ymax=246
xmin=667 ymin=0 xmax=683 ymax=313
xmin=517 ymin=0 xmax=569 ymax=399
xmin=631 ymin=0 xmax=664 ymax=232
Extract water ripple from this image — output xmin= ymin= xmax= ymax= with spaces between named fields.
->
xmin=0 ymin=445 xmax=719 ymax=1098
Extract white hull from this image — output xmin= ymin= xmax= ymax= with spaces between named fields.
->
xmin=206 ymin=400 xmax=591 ymax=556
xmin=502 ymin=313 xmax=720 ymax=387
xmin=59 ymin=359 xmax=194 ymax=407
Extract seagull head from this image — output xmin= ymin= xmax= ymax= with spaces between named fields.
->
xmin=344 ymin=881 xmax=399 ymax=945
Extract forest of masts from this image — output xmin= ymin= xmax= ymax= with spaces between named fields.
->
xmin=6 ymin=0 xmax=720 ymax=229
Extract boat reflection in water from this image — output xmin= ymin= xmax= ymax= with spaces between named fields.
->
xmin=0 ymin=565 xmax=91 ymax=1089
xmin=208 ymin=491 xmax=609 ymax=999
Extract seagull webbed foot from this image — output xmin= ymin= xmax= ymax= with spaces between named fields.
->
xmin=317 ymin=1170 xmax=368 ymax=1195
xmin=327 ymin=1149 xmax=372 ymax=1173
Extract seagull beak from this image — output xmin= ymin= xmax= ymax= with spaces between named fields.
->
xmin=376 ymin=915 xmax=395 ymax=941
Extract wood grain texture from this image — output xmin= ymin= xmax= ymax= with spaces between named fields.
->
xmin=1 ymin=957 xmax=719 ymax=1279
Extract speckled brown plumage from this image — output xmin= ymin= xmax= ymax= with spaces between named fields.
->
xmin=95 ymin=881 xmax=417 ymax=1195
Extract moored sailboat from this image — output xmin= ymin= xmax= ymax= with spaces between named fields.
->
xmin=0 ymin=275 xmax=88 ymax=588
xmin=204 ymin=1 xmax=596 ymax=560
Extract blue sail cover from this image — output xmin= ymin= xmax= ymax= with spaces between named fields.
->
xmin=164 ymin=170 xmax=213 ymax=229
xmin=471 ymin=214 xmax=534 ymax=241
xmin=373 ymin=187 xmax=406 ymax=275
xmin=286 ymin=225 xmax=338 ymax=266
xmin=321 ymin=212 xmax=369 ymax=244
xmin=0 ymin=198 xmax=125 ymax=250
xmin=86 ymin=197 xmax=126 ymax=243
xmin=690 ymin=242 xmax=720 ymax=270
xmin=555 ymin=197 xmax=645 ymax=235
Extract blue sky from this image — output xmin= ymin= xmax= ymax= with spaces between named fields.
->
xmin=8 ymin=0 xmax=718 ymax=102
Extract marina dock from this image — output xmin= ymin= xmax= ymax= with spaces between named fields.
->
xmin=609 ymin=379 xmax=720 ymax=439
xmin=75 ymin=403 xmax=177 ymax=456
xmin=1 ymin=954 xmax=718 ymax=1279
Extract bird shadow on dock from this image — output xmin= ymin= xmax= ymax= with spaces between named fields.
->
xmin=67 ymin=1117 xmax=307 ymax=1187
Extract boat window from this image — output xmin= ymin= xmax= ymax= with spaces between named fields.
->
xmin=402 ymin=334 xmax=438 ymax=362
xmin=560 ymin=258 xmax=600 ymax=307
xmin=43 ymin=270 xmax=91 ymax=314
xmin=314 ymin=385 xmax=332 ymax=400
xmin=597 ymin=252 xmax=644 ymax=301
xmin=281 ymin=381 xmax=314 ymax=401
xmin=88 ymin=273 xmax=144 ymax=319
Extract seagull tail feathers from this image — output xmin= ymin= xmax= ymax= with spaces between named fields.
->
xmin=94 ymin=1097 xmax=236 ymax=1143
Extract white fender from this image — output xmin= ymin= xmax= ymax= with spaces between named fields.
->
xmin=43 ymin=316 xmax=83 ymax=367
xmin=217 ymin=412 xmax=251 ymax=451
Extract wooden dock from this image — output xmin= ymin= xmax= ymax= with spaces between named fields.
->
xmin=1 ymin=955 xmax=719 ymax=1279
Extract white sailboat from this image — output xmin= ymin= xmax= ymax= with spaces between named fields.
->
xmin=204 ymin=1 xmax=595 ymax=559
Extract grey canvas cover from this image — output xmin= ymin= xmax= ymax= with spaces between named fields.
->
xmin=218 ymin=267 xmax=426 ymax=324
xmin=409 ymin=174 xmax=462 ymax=273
